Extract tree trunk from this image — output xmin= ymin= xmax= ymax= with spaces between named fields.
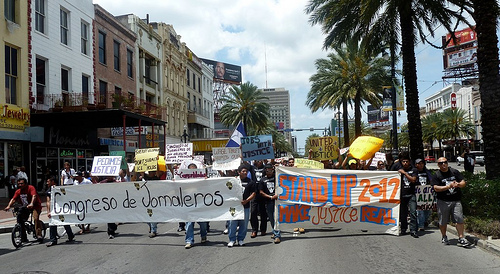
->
xmin=472 ymin=0 xmax=500 ymax=179
xmin=354 ymin=91 xmax=362 ymax=138
xmin=398 ymin=3 xmax=424 ymax=161
xmin=342 ymin=99 xmax=350 ymax=146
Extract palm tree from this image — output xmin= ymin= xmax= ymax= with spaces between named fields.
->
xmin=439 ymin=109 xmax=476 ymax=156
xmin=219 ymin=82 xmax=270 ymax=134
xmin=347 ymin=121 xmax=374 ymax=144
xmin=421 ymin=113 xmax=444 ymax=157
xmin=305 ymin=0 xmax=469 ymax=162
xmin=306 ymin=40 xmax=390 ymax=145
xmin=468 ymin=0 xmax=500 ymax=179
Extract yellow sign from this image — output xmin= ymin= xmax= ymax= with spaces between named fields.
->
xmin=349 ymin=136 xmax=384 ymax=160
xmin=0 ymin=104 xmax=30 ymax=131
xmin=157 ymin=155 xmax=166 ymax=171
xmin=295 ymin=159 xmax=324 ymax=169
xmin=134 ymin=148 xmax=159 ymax=172
xmin=192 ymin=139 xmax=229 ymax=152
xmin=309 ymin=136 xmax=339 ymax=161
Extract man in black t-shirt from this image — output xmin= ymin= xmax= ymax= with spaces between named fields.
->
xmin=258 ymin=164 xmax=280 ymax=243
xmin=398 ymin=156 xmax=418 ymax=238
xmin=462 ymin=148 xmax=475 ymax=173
xmin=431 ymin=157 xmax=471 ymax=247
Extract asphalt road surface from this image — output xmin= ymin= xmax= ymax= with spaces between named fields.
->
xmin=0 ymin=221 xmax=499 ymax=274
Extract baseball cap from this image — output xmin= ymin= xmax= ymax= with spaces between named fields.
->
xmin=415 ymin=158 xmax=424 ymax=164
xmin=348 ymin=159 xmax=357 ymax=165
xmin=264 ymin=163 xmax=274 ymax=169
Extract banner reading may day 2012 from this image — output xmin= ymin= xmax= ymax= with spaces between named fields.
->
xmin=49 ymin=177 xmax=244 ymax=225
xmin=275 ymin=167 xmax=401 ymax=235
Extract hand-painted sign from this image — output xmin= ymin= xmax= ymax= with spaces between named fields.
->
xmin=241 ymin=135 xmax=274 ymax=161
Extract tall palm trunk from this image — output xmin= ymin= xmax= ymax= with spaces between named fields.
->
xmin=342 ymin=99 xmax=350 ymax=146
xmin=398 ymin=3 xmax=424 ymax=161
xmin=472 ymin=0 xmax=500 ymax=179
xmin=354 ymin=91 xmax=362 ymax=138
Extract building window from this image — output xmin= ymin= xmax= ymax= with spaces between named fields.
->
xmin=187 ymin=69 xmax=190 ymax=86
xmin=113 ymin=41 xmax=120 ymax=71
xmin=60 ymin=9 xmax=69 ymax=45
xmin=187 ymin=92 xmax=190 ymax=110
xmin=4 ymin=0 xmax=15 ymax=22
xmin=98 ymin=31 xmax=106 ymax=64
xmin=36 ymin=58 xmax=46 ymax=104
xmin=99 ymin=80 xmax=107 ymax=103
xmin=193 ymin=74 xmax=196 ymax=90
xmin=198 ymin=78 xmax=201 ymax=93
xmin=81 ymin=21 xmax=89 ymax=55
xmin=127 ymin=49 xmax=133 ymax=78
xmin=35 ymin=0 xmax=46 ymax=33
xmin=82 ymin=75 xmax=89 ymax=102
xmin=61 ymin=67 xmax=70 ymax=92
xmin=5 ymin=45 xmax=18 ymax=104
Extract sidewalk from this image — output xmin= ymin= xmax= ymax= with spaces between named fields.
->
xmin=1 ymin=196 xmax=499 ymax=256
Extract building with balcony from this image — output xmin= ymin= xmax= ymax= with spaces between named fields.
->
xmin=1 ymin=0 xmax=32 ymax=194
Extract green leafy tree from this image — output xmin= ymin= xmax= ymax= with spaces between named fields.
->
xmin=219 ymin=82 xmax=270 ymax=134
xmin=307 ymin=40 xmax=390 ymax=145
xmin=421 ymin=113 xmax=445 ymax=156
xmin=347 ymin=121 xmax=374 ymax=144
xmin=305 ymin=0 xmax=469 ymax=162
xmin=439 ymin=109 xmax=476 ymax=153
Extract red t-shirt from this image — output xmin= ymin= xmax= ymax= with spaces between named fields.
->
xmin=12 ymin=185 xmax=42 ymax=211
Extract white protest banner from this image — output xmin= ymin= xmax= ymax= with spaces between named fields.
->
xmin=212 ymin=147 xmax=241 ymax=171
xmin=415 ymin=185 xmax=436 ymax=210
xmin=206 ymin=166 xmax=221 ymax=178
xmin=49 ymin=177 xmax=244 ymax=225
xmin=241 ymin=135 xmax=274 ymax=161
xmin=295 ymin=158 xmax=324 ymax=169
xmin=165 ymin=143 xmax=193 ymax=163
xmin=370 ymin=152 xmax=387 ymax=168
xmin=134 ymin=148 xmax=159 ymax=172
xmin=275 ymin=167 xmax=401 ymax=236
xmin=91 ymin=156 xmax=122 ymax=176
xmin=175 ymin=168 xmax=206 ymax=180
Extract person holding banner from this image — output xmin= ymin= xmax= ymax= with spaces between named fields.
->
xmin=250 ymin=160 xmax=267 ymax=238
xmin=415 ymin=159 xmax=433 ymax=231
xmin=398 ymin=156 xmax=419 ymax=238
xmin=431 ymin=157 xmax=471 ymax=247
xmin=228 ymin=165 xmax=256 ymax=247
xmin=258 ymin=163 xmax=281 ymax=243
xmin=184 ymin=163 xmax=209 ymax=248
xmin=46 ymin=177 xmax=75 ymax=247
xmin=60 ymin=162 xmax=76 ymax=186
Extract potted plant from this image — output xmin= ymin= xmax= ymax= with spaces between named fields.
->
xmin=112 ymin=94 xmax=124 ymax=109
xmin=53 ymin=100 xmax=63 ymax=112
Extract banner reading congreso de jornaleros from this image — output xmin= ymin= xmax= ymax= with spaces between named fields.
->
xmin=49 ymin=177 xmax=244 ymax=225
xmin=274 ymin=167 xmax=401 ymax=236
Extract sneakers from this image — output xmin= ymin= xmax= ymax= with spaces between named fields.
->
xmin=185 ymin=243 xmax=192 ymax=249
xmin=274 ymin=237 xmax=281 ymax=244
xmin=410 ymin=232 xmax=419 ymax=238
xmin=109 ymin=235 xmax=114 ymax=239
xmin=251 ymin=232 xmax=257 ymax=238
xmin=227 ymin=241 xmax=235 ymax=247
xmin=441 ymin=235 xmax=449 ymax=245
xmin=271 ymin=234 xmax=276 ymax=239
xmin=65 ymin=237 xmax=75 ymax=243
xmin=177 ymin=227 xmax=185 ymax=232
xmin=149 ymin=232 xmax=157 ymax=238
xmin=238 ymin=240 xmax=245 ymax=246
xmin=46 ymin=241 xmax=57 ymax=247
xmin=458 ymin=237 xmax=471 ymax=247
xmin=201 ymin=236 xmax=207 ymax=243
xmin=223 ymin=228 xmax=229 ymax=234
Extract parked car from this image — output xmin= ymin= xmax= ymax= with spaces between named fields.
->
xmin=424 ymin=156 xmax=435 ymax=163
xmin=457 ymin=151 xmax=484 ymax=166
xmin=475 ymin=154 xmax=485 ymax=166
xmin=456 ymin=156 xmax=464 ymax=166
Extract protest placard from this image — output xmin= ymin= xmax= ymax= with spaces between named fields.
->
xmin=134 ymin=148 xmax=159 ymax=172
xmin=309 ymin=136 xmax=339 ymax=161
xmin=49 ymin=177 xmax=244 ymax=224
xmin=212 ymin=147 xmax=241 ymax=171
xmin=241 ymin=135 xmax=274 ymax=161
xmin=415 ymin=185 xmax=436 ymax=210
xmin=275 ymin=167 xmax=400 ymax=235
xmin=110 ymin=151 xmax=128 ymax=170
xmin=91 ymin=156 xmax=122 ymax=176
xmin=165 ymin=143 xmax=193 ymax=163
xmin=175 ymin=168 xmax=207 ymax=179
xmin=295 ymin=158 xmax=324 ymax=169
xmin=349 ymin=136 xmax=384 ymax=160
xmin=370 ymin=152 xmax=387 ymax=168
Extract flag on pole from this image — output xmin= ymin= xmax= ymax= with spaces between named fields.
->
xmin=226 ymin=121 xmax=246 ymax=147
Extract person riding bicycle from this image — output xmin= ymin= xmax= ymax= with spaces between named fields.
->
xmin=4 ymin=177 xmax=43 ymax=243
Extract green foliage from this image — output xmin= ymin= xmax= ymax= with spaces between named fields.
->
xmin=461 ymin=172 xmax=500 ymax=220
xmin=465 ymin=217 xmax=500 ymax=239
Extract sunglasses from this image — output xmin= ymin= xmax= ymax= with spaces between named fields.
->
xmin=437 ymin=161 xmax=448 ymax=165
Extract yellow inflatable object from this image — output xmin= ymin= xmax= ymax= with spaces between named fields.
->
xmin=349 ymin=136 xmax=384 ymax=160
xmin=158 ymin=155 xmax=167 ymax=171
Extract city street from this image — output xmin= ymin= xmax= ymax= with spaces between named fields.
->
xmin=0 ymin=221 xmax=499 ymax=274
xmin=425 ymin=161 xmax=485 ymax=173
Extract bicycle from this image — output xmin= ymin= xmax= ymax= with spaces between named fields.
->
xmin=11 ymin=206 xmax=46 ymax=248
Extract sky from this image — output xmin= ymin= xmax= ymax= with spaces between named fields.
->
xmin=94 ymin=0 xmax=453 ymax=155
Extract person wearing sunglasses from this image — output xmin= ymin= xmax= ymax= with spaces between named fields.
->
xmin=431 ymin=157 xmax=471 ymax=247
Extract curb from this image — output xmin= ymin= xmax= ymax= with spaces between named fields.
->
xmin=446 ymin=225 xmax=500 ymax=257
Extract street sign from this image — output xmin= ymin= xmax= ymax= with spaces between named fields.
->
xmin=451 ymin=92 xmax=457 ymax=110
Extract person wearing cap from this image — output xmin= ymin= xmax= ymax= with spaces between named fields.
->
xmin=398 ymin=155 xmax=419 ymax=238
xmin=415 ymin=158 xmax=432 ymax=231
xmin=46 ymin=177 xmax=75 ymax=246
xmin=259 ymin=163 xmax=281 ymax=243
